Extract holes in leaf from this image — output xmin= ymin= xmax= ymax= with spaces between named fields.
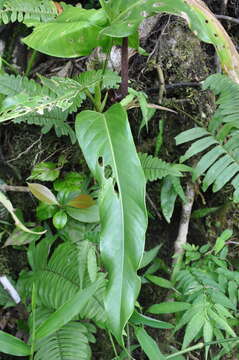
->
xmin=114 ymin=181 xmax=119 ymax=196
xmin=98 ymin=156 xmax=103 ymax=167
xmin=205 ymin=19 xmax=209 ymax=24
xmin=214 ymin=33 xmax=218 ymax=37
xmin=104 ymin=165 xmax=113 ymax=179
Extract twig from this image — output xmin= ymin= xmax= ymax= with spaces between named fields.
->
xmin=155 ymin=63 xmax=165 ymax=104
xmin=7 ymin=137 xmax=42 ymax=163
xmin=0 ymin=185 xmax=29 ymax=192
xmin=0 ymin=276 xmax=21 ymax=303
xmin=171 ymin=182 xmax=195 ymax=281
xmin=216 ymin=14 xmax=239 ymax=25
xmin=146 ymin=193 xmax=162 ymax=220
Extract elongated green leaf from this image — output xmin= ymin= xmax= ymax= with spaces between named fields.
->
xmin=203 ymin=320 xmax=213 ymax=360
xmin=160 ymin=176 xmax=177 ymax=223
xmin=192 ymin=146 xmax=225 ymax=181
xmin=130 ymin=311 xmax=173 ymax=329
xmin=139 ymin=245 xmax=161 ymax=269
xmin=0 ymin=331 xmax=30 ymax=356
xmin=180 ymin=137 xmax=218 ymax=163
xmin=148 ymin=302 xmax=191 ymax=315
xmin=23 ymin=6 xmax=109 ymax=57
xmin=182 ymin=310 xmax=205 ymax=349
xmin=146 ymin=275 xmax=173 ymax=289
xmin=135 ymin=327 xmax=166 ymax=360
xmin=35 ymin=277 xmax=103 ymax=340
xmin=208 ymin=308 xmax=236 ymax=337
xmin=75 ymin=103 xmax=147 ymax=344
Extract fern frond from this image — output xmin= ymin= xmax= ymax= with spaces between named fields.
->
xmin=75 ymin=69 xmax=121 ymax=92
xmin=0 ymin=0 xmax=57 ymax=24
xmin=20 ymin=242 xmax=106 ymax=325
xmin=176 ymin=74 xmax=239 ymax=201
xmin=34 ymin=308 xmax=94 ymax=360
xmin=138 ymin=153 xmax=184 ymax=181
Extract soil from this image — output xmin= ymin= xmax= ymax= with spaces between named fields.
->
xmin=0 ymin=0 xmax=239 ymax=359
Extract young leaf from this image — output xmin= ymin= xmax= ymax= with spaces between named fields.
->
xmin=28 ymin=162 xmax=60 ymax=181
xmin=28 ymin=183 xmax=59 ymax=205
xmin=66 ymin=204 xmax=100 ymax=223
xmin=135 ymin=327 xmax=166 ymax=360
xmin=52 ymin=210 xmax=68 ymax=230
xmin=148 ymin=302 xmax=191 ymax=314
xmin=66 ymin=194 xmax=95 ymax=209
xmin=139 ymin=245 xmax=161 ymax=269
xmin=0 ymin=331 xmax=30 ymax=356
xmin=75 ymin=103 xmax=147 ymax=344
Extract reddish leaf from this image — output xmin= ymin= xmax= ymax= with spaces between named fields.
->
xmin=66 ymin=194 xmax=95 ymax=209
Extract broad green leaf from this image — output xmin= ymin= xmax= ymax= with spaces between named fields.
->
xmin=28 ymin=161 xmax=60 ymax=182
xmin=213 ymin=229 xmax=233 ymax=254
xmin=135 ymin=327 xmax=166 ymax=360
xmin=23 ymin=6 xmax=109 ymax=57
xmin=182 ymin=310 xmax=205 ymax=349
xmin=160 ymin=176 xmax=177 ymax=223
xmin=52 ymin=210 xmax=68 ymax=230
xmin=67 ymin=204 xmax=100 ymax=223
xmin=0 ymin=331 xmax=30 ymax=356
xmin=28 ymin=183 xmax=59 ymax=205
xmin=146 ymin=275 xmax=173 ymax=289
xmin=35 ymin=277 xmax=103 ymax=340
xmin=67 ymin=194 xmax=95 ymax=209
xmin=75 ymin=103 xmax=147 ymax=344
xmin=148 ymin=302 xmax=191 ymax=315
xmin=0 ymin=191 xmax=45 ymax=235
xmin=130 ymin=311 xmax=173 ymax=329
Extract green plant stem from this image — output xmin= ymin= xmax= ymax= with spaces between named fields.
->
xmin=126 ymin=324 xmax=131 ymax=359
xmin=85 ymin=89 xmax=101 ymax=112
xmin=108 ymin=331 xmax=119 ymax=359
xmin=1 ymin=57 xmax=19 ymax=75
xmin=166 ymin=342 xmax=204 ymax=359
xmin=25 ymin=50 xmax=38 ymax=77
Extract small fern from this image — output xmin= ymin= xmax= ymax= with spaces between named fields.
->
xmin=175 ymin=74 xmax=239 ymax=202
xmin=139 ymin=152 xmax=190 ymax=181
xmin=34 ymin=308 xmax=95 ymax=360
xmin=0 ymin=0 xmax=57 ymax=24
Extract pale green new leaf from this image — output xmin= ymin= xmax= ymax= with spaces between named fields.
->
xmin=75 ymin=103 xmax=147 ymax=344
xmin=148 ymin=302 xmax=191 ymax=315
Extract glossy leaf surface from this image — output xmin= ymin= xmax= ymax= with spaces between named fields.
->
xmin=0 ymin=331 xmax=30 ymax=356
xmin=28 ymin=183 xmax=59 ymax=205
xmin=23 ymin=5 xmax=109 ymax=57
xmin=75 ymin=103 xmax=147 ymax=344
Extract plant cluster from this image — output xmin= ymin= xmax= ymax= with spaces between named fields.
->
xmin=0 ymin=0 xmax=238 ymax=359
